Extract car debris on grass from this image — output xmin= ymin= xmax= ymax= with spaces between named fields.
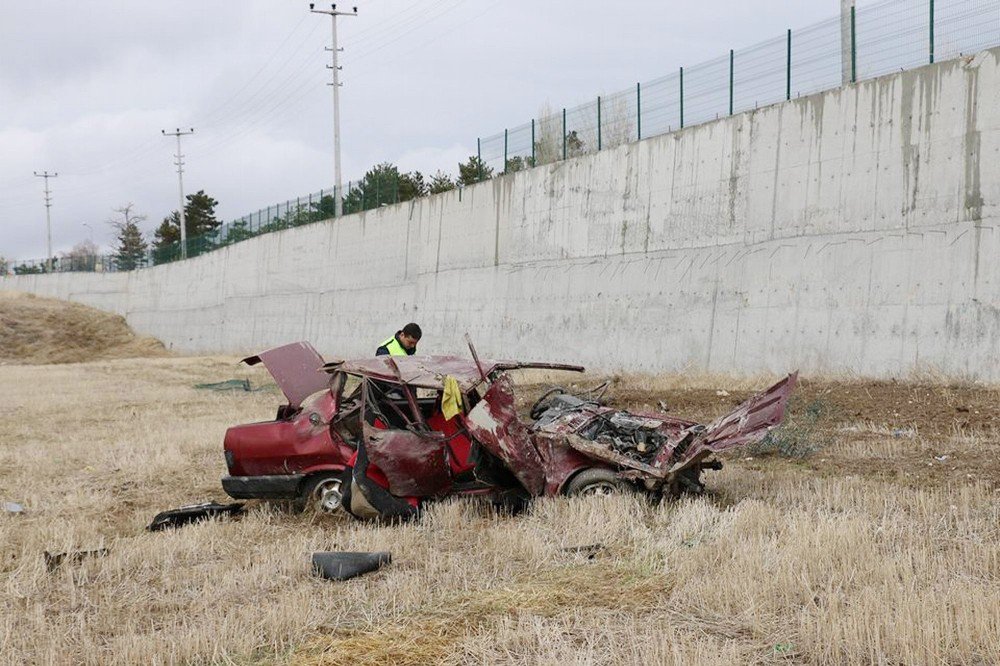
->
xmin=147 ymin=502 xmax=244 ymax=531
xmin=311 ymin=551 xmax=392 ymax=581
xmin=44 ymin=548 xmax=110 ymax=572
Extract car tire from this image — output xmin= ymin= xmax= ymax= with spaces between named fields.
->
xmin=563 ymin=468 xmax=624 ymax=496
xmin=294 ymin=473 xmax=344 ymax=513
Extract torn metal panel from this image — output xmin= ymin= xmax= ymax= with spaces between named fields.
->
xmin=668 ymin=372 xmax=799 ymax=473
xmin=363 ymin=423 xmax=453 ymax=497
xmin=533 ymin=432 xmax=597 ymax=495
xmin=464 ymin=374 xmax=545 ymax=495
xmin=241 ymin=341 xmax=329 ymax=408
xmin=147 ymin=502 xmax=244 ymax=531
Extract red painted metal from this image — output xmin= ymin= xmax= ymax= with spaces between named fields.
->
xmin=242 ymin=341 xmax=330 ymax=408
xmin=464 ymin=374 xmax=546 ymax=495
xmin=363 ymin=423 xmax=453 ymax=497
xmin=224 ymin=389 xmax=351 ymax=476
xmin=332 ymin=355 xmax=583 ymax=391
xmin=223 ymin=340 xmax=797 ymax=517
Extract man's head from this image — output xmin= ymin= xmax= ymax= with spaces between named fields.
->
xmin=399 ymin=322 xmax=422 ymax=351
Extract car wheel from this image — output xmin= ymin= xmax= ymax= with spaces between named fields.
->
xmin=295 ymin=473 xmax=345 ymax=513
xmin=564 ymin=468 xmax=624 ymax=496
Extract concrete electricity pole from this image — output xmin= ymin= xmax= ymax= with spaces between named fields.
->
xmin=310 ymin=3 xmax=357 ymax=218
xmin=841 ymin=0 xmax=857 ymax=85
xmin=33 ymin=170 xmax=58 ymax=272
xmin=161 ymin=128 xmax=195 ymax=259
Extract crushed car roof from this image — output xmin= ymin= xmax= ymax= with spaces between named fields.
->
xmin=325 ymin=355 xmax=584 ymax=392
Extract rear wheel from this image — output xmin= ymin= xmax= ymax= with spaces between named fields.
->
xmin=295 ymin=473 xmax=345 ymax=513
xmin=564 ymin=468 xmax=624 ymax=496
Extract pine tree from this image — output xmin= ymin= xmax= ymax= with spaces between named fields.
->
xmin=457 ymin=155 xmax=493 ymax=186
xmin=109 ymin=204 xmax=148 ymax=271
xmin=428 ymin=171 xmax=456 ymax=194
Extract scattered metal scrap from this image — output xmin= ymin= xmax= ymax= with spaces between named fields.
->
xmin=311 ymin=551 xmax=392 ymax=581
xmin=44 ymin=548 xmax=110 ymax=572
xmin=147 ymin=502 xmax=244 ymax=531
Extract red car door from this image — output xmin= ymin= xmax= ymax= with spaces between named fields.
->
xmin=360 ymin=380 xmax=454 ymax=498
xmin=463 ymin=374 xmax=546 ymax=496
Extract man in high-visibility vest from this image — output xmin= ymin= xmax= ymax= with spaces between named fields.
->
xmin=375 ymin=323 xmax=422 ymax=357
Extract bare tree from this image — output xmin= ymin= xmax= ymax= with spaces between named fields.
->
xmin=534 ymin=103 xmax=563 ymax=166
xmin=61 ymin=240 xmax=100 ymax=272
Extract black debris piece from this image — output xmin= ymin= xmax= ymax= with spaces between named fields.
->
xmin=44 ymin=548 xmax=110 ymax=572
xmin=312 ymin=551 xmax=392 ymax=581
xmin=147 ymin=502 xmax=244 ymax=531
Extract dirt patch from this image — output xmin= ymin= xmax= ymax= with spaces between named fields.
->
xmin=0 ymin=291 xmax=168 ymax=364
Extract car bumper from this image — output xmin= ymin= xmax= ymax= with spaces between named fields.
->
xmin=222 ymin=474 xmax=305 ymax=499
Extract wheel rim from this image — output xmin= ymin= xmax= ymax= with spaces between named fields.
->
xmin=580 ymin=481 xmax=619 ymax=496
xmin=314 ymin=479 xmax=343 ymax=513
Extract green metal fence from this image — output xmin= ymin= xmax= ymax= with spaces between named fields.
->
xmin=8 ymin=0 xmax=1000 ymax=275
xmin=478 ymin=0 xmax=1000 ymax=174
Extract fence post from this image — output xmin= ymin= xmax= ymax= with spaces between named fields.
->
xmin=929 ymin=0 xmax=935 ymax=64
xmin=562 ymin=108 xmax=567 ymax=160
xmin=679 ymin=66 xmax=684 ymax=129
xmin=597 ymin=96 xmax=602 ymax=150
xmin=477 ymin=137 xmax=482 ymax=180
xmin=851 ymin=5 xmax=857 ymax=83
xmin=636 ymin=82 xmax=641 ymax=140
xmin=503 ymin=128 xmax=508 ymax=173
xmin=786 ymin=29 xmax=792 ymax=101
xmin=729 ymin=49 xmax=734 ymax=115
xmin=531 ymin=118 xmax=536 ymax=166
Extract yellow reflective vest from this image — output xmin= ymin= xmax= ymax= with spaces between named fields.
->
xmin=379 ymin=336 xmax=410 ymax=356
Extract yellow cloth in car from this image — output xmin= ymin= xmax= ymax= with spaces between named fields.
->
xmin=442 ymin=375 xmax=464 ymax=420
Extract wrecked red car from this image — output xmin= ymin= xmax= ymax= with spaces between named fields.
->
xmin=222 ymin=342 xmax=797 ymax=520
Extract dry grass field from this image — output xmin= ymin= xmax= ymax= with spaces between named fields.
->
xmin=2 ymin=353 xmax=1000 ymax=665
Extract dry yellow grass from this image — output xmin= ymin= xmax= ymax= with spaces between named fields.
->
xmin=1 ymin=357 xmax=999 ymax=665
xmin=0 ymin=291 xmax=167 ymax=364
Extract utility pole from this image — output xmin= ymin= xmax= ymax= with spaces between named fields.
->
xmin=840 ymin=0 xmax=857 ymax=85
xmin=161 ymin=128 xmax=195 ymax=259
xmin=310 ymin=3 xmax=357 ymax=218
xmin=33 ymin=170 xmax=58 ymax=272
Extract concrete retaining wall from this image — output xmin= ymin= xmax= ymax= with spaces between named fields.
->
xmin=7 ymin=49 xmax=1000 ymax=379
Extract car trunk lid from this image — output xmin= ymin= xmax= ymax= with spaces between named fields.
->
xmin=241 ymin=341 xmax=329 ymax=409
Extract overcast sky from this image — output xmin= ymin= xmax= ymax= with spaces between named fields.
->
xmin=1 ymin=1 xmax=842 ymax=260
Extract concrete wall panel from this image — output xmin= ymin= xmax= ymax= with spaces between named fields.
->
xmin=7 ymin=49 xmax=1000 ymax=380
